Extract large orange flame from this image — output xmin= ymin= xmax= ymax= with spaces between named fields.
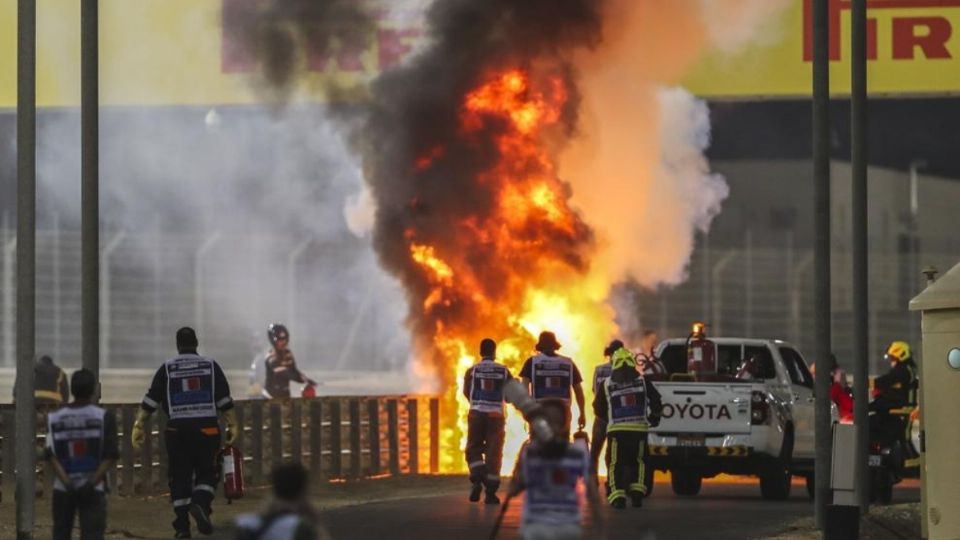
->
xmin=406 ymin=68 xmax=617 ymax=473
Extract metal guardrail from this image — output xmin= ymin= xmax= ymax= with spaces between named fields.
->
xmin=0 ymin=395 xmax=441 ymax=499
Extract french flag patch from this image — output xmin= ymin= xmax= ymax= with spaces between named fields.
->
xmin=183 ymin=377 xmax=202 ymax=392
xmin=69 ymin=440 xmax=88 ymax=458
xmin=545 ymin=377 xmax=563 ymax=388
xmin=481 ymin=379 xmax=495 ymax=391
xmin=621 ymin=394 xmax=637 ymax=406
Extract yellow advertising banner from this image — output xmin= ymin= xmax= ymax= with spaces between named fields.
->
xmin=2 ymin=0 xmax=960 ymax=108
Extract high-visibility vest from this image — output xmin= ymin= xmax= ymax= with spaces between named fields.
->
xmin=592 ymin=363 xmax=612 ymax=395
xmin=468 ymin=360 xmax=509 ymax=415
xmin=530 ymin=354 xmax=575 ymax=402
xmin=520 ymin=439 xmax=589 ymax=528
xmin=165 ymin=355 xmax=218 ymax=421
xmin=605 ymin=377 xmax=649 ymax=432
xmin=47 ymin=405 xmax=108 ymax=492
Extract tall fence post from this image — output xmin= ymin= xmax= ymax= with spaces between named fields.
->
xmin=430 ymin=398 xmax=439 ymax=474
xmin=309 ymin=400 xmax=322 ymax=480
xmin=2 ymin=409 xmax=15 ymax=502
xmin=407 ymin=399 xmax=419 ymax=475
xmin=290 ymin=400 xmax=302 ymax=464
xmin=367 ymin=399 xmax=380 ymax=475
xmin=120 ymin=406 xmax=134 ymax=496
xmin=387 ymin=399 xmax=400 ymax=476
xmin=250 ymin=401 xmax=264 ymax=484
xmin=1 ymin=233 xmax=14 ymax=367
xmin=270 ymin=403 xmax=283 ymax=467
xmin=349 ymin=399 xmax=361 ymax=478
xmin=329 ymin=400 xmax=342 ymax=478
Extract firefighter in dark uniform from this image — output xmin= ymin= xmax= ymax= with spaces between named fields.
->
xmin=262 ymin=324 xmax=316 ymax=399
xmin=589 ymin=339 xmax=622 ymax=476
xmin=46 ymin=368 xmax=118 ymax=540
xmin=871 ymin=340 xmax=919 ymax=455
xmin=462 ymin=338 xmax=511 ymax=504
xmin=132 ymin=327 xmax=238 ymax=538
xmin=14 ymin=354 xmax=70 ymax=405
xmin=519 ymin=331 xmax=587 ymax=436
xmin=593 ymin=347 xmax=662 ymax=508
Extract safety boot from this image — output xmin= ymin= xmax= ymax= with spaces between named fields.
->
xmin=484 ymin=491 xmax=501 ymax=505
xmin=630 ymin=492 xmax=644 ymax=508
xmin=189 ymin=503 xmax=214 ymax=535
xmin=469 ymin=482 xmax=483 ymax=502
xmin=610 ymin=497 xmax=627 ymax=509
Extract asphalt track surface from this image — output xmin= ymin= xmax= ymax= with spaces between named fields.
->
xmin=320 ymin=476 xmax=920 ymax=540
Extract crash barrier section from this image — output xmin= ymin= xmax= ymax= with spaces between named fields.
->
xmin=0 ymin=395 xmax=441 ymax=499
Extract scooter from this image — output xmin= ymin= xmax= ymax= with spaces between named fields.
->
xmin=867 ymin=397 xmax=918 ymax=505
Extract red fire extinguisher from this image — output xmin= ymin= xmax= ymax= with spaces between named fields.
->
xmin=219 ymin=445 xmax=245 ymax=503
xmin=686 ymin=321 xmax=717 ymax=375
xmin=301 ymin=382 xmax=317 ymax=399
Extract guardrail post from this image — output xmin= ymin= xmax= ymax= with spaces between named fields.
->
xmin=121 ymin=406 xmax=134 ymax=496
xmin=270 ymin=403 xmax=283 ymax=466
xmin=329 ymin=400 xmax=342 ymax=478
xmin=2 ymin=409 xmax=15 ymax=501
xmin=430 ymin=398 xmax=439 ymax=474
xmin=157 ymin=414 xmax=168 ymax=490
xmin=138 ymin=415 xmax=153 ymax=494
xmin=407 ymin=399 xmax=419 ymax=475
xmin=349 ymin=399 xmax=361 ymax=478
xmin=250 ymin=401 xmax=264 ymax=484
xmin=367 ymin=399 xmax=380 ymax=475
xmin=290 ymin=400 xmax=302 ymax=463
xmin=387 ymin=399 xmax=399 ymax=476
xmin=309 ymin=400 xmax=322 ymax=480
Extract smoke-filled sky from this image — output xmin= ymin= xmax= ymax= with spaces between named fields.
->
xmin=13 ymin=0 xmax=792 ymax=376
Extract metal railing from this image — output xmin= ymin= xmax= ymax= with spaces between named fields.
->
xmin=0 ymin=395 xmax=441 ymax=499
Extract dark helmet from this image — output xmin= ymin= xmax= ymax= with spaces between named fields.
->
xmin=268 ymin=323 xmax=290 ymax=346
xmin=603 ymin=339 xmax=625 ymax=357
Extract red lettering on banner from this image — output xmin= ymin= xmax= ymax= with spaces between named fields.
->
xmin=892 ymin=17 xmax=953 ymax=58
xmin=802 ymin=0 xmax=960 ymax=62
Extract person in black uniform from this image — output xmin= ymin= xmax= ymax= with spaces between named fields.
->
xmin=14 ymin=354 xmax=70 ymax=405
xmin=46 ymin=368 xmax=118 ymax=540
xmin=133 ymin=327 xmax=238 ymax=538
xmin=462 ymin=338 xmax=512 ymax=504
xmin=262 ymin=323 xmax=316 ymax=399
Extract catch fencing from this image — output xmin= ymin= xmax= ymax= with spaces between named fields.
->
xmin=0 ymin=395 xmax=441 ymax=500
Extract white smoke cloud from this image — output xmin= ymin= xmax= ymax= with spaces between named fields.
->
xmin=700 ymin=0 xmax=793 ymax=54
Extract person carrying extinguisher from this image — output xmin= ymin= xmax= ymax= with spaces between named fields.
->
xmin=261 ymin=324 xmax=317 ymax=400
xmin=593 ymin=347 xmax=662 ymax=508
xmin=462 ymin=338 xmax=512 ymax=504
xmin=133 ymin=327 xmax=239 ymax=538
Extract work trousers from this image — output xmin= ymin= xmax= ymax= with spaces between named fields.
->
xmin=606 ymin=431 xmax=648 ymax=503
xmin=165 ymin=428 xmax=220 ymax=533
xmin=52 ymin=489 xmax=106 ymax=540
xmin=465 ymin=412 xmax=505 ymax=492
xmin=589 ymin=419 xmax=608 ymax=475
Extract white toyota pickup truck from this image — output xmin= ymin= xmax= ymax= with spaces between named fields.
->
xmin=646 ymin=338 xmax=831 ymax=500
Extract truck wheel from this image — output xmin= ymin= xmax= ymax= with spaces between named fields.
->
xmin=671 ymin=468 xmax=702 ymax=497
xmin=643 ymin=467 xmax=655 ymax=498
xmin=760 ymin=426 xmax=794 ymax=501
xmin=871 ymin=468 xmax=894 ymax=505
xmin=759 ymin=462 xmax=792 ymax=500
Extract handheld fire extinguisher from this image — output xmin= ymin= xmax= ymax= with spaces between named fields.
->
xmin=219 ymin=445 xmax=245 ymax=503
xmin=686 ymin=321 xmax=717 ymax=375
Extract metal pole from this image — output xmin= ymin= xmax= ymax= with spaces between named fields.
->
xmin=812 ymin=0 xmax=833 ymax=528
xmin=745 ymin=228 xmax=754 ymax=337
xmin=52 ymin=212 xmax=61 ymax=362
xmin=2 ymin=217 xmax=15 ymax=367
xmin=100 ymin=232 xmax=125 ymax=369
xmin=851 ymin=0 xmax=870 ymax=511
xmin=81 ymin=0 xmax=100 ymax=390
xmin=15 ymin=0 xmax=37 ymax=536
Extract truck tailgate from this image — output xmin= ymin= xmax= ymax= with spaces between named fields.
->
xmin=652 ymin=382 xmax=753 ymax=435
